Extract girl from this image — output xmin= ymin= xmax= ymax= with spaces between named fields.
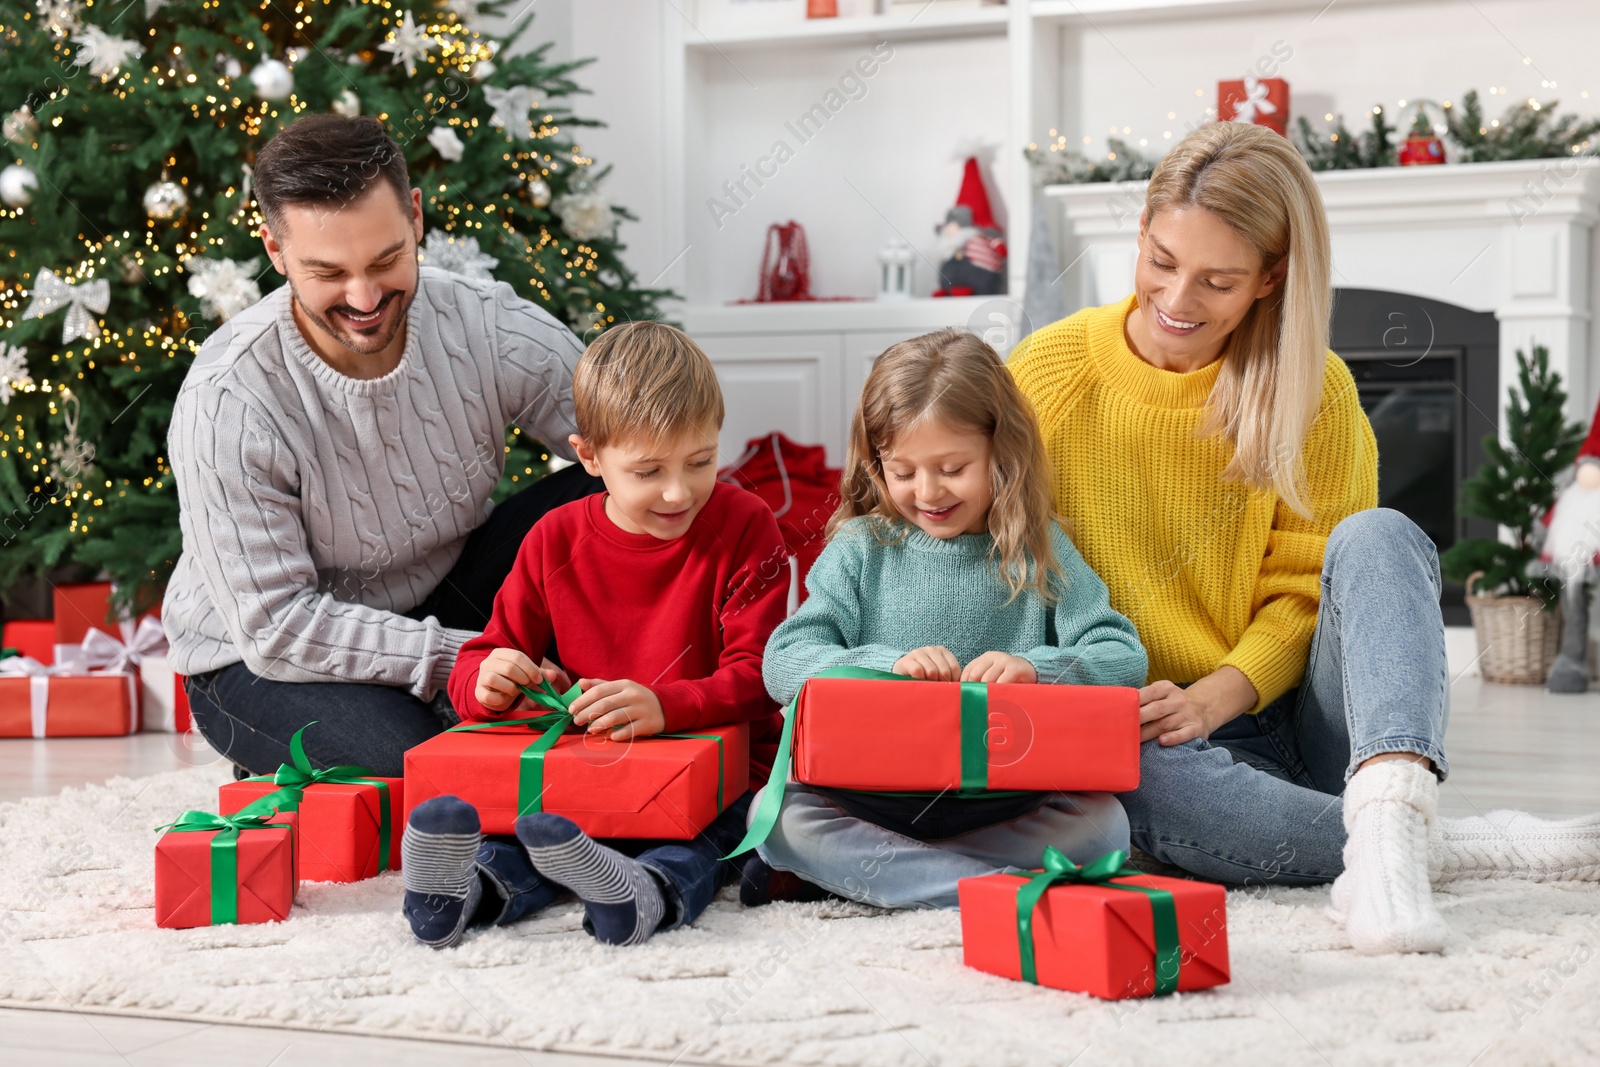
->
xmin=755 ymin=329 xmax=1148 ymax=909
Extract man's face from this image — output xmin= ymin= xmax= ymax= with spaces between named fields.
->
xmin=261 ymin=184 xmax=424 ymax=363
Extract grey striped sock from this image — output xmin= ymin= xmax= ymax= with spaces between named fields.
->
xmin=402 ymin=824 xmax=481 ymax=898
xmin=517 ymin=815 xmax=665 ymax=946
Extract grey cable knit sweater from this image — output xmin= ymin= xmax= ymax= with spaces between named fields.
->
xmin=161 ymin=266 xmax=583 ymax=699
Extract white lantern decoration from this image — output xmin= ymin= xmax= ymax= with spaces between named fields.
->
xmin=877 ymin=237 xmax=914 ymax=301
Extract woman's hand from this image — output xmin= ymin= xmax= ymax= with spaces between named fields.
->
xmin=475 ymin=648 xmax=545 ymax=713
xmin=960 ymin=651 xmax=1037 ymax=684
xmin=1138 ymin=666 xmax=1257 ymax=745
xmin=892 ymin=646 xmax=962 ymax=681
xmin=569 ymin=678 xmax=666 ymax=741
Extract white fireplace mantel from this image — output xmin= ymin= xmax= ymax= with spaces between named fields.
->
xmin=1044 ymin=158 xmax=1600 ymax=418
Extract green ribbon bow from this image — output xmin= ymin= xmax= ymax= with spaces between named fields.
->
xmin=239 ymin=722 xmax=395 ymax=872
xmin=157 ymin=805 xmax=296 ymax=925
xmin=1015 ymin=847 xmax=1181 ymax=996
xmin=448 ymin=677 xmax=727 ymax=818
xmin=725 ymin=665 xmax=1021 ymax=859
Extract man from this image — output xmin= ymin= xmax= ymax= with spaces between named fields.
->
xmin=163 ymin=115 xmax=603 ymax=777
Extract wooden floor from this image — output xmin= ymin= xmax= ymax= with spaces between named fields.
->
xmin=4 ymin=628 xmax=1598 ymax=1064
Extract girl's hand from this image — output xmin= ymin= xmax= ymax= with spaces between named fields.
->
xmin=569 ymin=678 xmax=666 ymax=741
xmin=475 ymin=648 xmax=542 ymax=712
xmin=892 ymin=646 xmax=962 ymax=681
xmin=961 ymin=651 xmax=1037 ymax=684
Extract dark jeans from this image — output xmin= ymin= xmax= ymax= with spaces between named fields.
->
xmin=184 ymin=464 xmax=606 ymax=777
xmin=471 ymin=793 xmax=756 ymax=934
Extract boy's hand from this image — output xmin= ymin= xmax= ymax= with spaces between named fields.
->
xmin=892 ymin=646 xmax=961 ymax=681
xmin=961 ymin=651 xmax=1037 ymax=684
xmin=475 ymin=648 xmax=543 ymax=712
xmin=569 ymin=678 xmax=666 ymax=741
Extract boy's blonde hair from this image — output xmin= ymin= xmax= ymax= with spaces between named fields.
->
xmin=573 ymin=321 xmax=724 ymax=449
xmin=828 ymin=328 xmax=1065 ymax=605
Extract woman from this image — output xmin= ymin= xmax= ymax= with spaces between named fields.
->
xmin=1008 ymin=122 xmax=1600 ymax=956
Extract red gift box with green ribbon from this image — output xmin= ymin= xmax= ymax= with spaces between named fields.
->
xmin=958 ymin=848 xmax=1230 ymax=1000
xmin=403 ymin=679 xmax=748 ymax=838
xmin=218 ymin=723 xmax=402 ymax=883
xmin=788 ymin=668 xmax=1138 ymax=792
xmin=154 ymin=804 xmax=300 ymax=929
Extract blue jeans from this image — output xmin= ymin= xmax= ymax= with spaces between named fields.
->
xmin=1118 ymin=508 xmax=1450 ymax=887
xmin=470 ymin=793 xmax=755 ymax=934
xmin=755 ymin=785 xmax=1130 ymax=909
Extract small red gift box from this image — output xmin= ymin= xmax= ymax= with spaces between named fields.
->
xmin=0 ymin=667 xmax=136 ymax=737
xmin=404 ymin=721 xmax=749 ymax=838
xmin=790 ymin=674 xmax=1138 ymax=793
xmin=1217 ymin=76 xmax=1289 ymax=136
xmin=2 ymin=620 xmax=55 ymax=664
xmin=959 ymin=851 xmax=1229 ymax=1000
xmin=154 ymin=810 xmax=299 ymax=929
xmin=220 ymin=775 xmax=402 ymax=882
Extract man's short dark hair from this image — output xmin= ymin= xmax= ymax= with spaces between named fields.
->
xmin=254 ymin=115 xmax=411 ymax=234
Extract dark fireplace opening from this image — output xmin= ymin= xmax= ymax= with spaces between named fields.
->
xmin=1330 ymin=288 xmax=1500 ymax=626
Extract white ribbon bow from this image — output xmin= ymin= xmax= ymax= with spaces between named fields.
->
xmin=80 ymin=615 xmax=168 ymax=673
xmin=23 ymin=266 xmax=111 ymax=343
xmin=1 ymin=655 xmax=56 ymax=738
xmin=1231 ymin=75 xmax=1278 ymax=125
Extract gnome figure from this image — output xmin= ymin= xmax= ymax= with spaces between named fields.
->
xmin=1533 ymin=405 xmax=1600 ymax=691
xmin=933 ymin=156 xmax=1006 ymax=297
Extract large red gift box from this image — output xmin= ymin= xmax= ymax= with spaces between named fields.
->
xmin=404 ymin=722 xmax=749 ymax=838
xmin=2 ymin=620 xmax=55 ymax=664
xmin=0 ymin=669 xmax=136 ymax=737
xmin=959 ymin=860 xmax=1229 ymax=1000
xmin=52 ymin=581 xmax=120 ymax=646
xmin=154 ymin=810 xmax=299 ymax=929
xmin=219 ymin=776 xmax=402 ymax=882
xmin=1217 ymin=76 xmax=1289 ymax=136
xmin=790 ymin=675 xmax=1138 ymax=792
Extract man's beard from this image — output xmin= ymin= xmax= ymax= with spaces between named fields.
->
xmin=291 ymin=280 xmax=415 ymax=357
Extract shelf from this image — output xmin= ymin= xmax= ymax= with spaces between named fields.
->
xmin=681 ymin=295 xmax=996 ymax=334
xmin=685 ymin=6 xmax=1008 ymax=50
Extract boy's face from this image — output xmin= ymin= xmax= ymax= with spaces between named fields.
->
xmin=570 ymin=422 xmax=721 ymax=540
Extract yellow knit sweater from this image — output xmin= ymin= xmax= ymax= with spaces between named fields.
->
xmin=1007 ymin=295 xmax=1378 ymax=711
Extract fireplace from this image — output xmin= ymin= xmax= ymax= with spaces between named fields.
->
xmin=1330 ymin=289 xmax=1499 ymax=625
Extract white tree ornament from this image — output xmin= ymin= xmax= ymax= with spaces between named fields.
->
xmin=379 ymin=11 xmax=435 ymax=77
xmin=553 ymin=184 xmax=615 ymax=242
xmin=0 ymin=343 xmax=34 ymax=405
xmin=185 ymin=256 xmax=262 ymax=320
xmin=249 ymin=59 xmax=294 ymax=101
xmin=70 ymin=25 xmax=144 ymax=79
xmin=428 ymin=126 xmax=464 ymax=162
xmin=483 ymin=85 xmax=538 ymax=141
xmin=420 ymin=231 xmax=497 ymax=280
xmin=22 ymin=266 xmax=109 ymax=343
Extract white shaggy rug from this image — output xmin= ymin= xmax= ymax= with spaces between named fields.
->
xmin=2 ymin=766 xmax=1598 ymax=1067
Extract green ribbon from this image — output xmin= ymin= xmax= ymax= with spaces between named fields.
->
xmin=238 ymin=722 xmax=396 ymax=872
xmin=1015 ymin=847 xmax=1181 ymax=996
xmin=157 ymin=806 xmax=295 ymax=925
xmin=448 ymin=679 xmax=728 ymax=819
xmin=725 ymin=665 xmax=1021 ymax=859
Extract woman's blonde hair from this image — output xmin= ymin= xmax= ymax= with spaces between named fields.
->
xmin=1144 ymin=122 xmax=1332 ymax=518
xmin=828 ymin=329 xmax=1064 ymax=604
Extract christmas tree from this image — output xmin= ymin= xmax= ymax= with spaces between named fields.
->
xmin=1440 ymin=345 xmax=1585 ymax=603
xmin=0 ymin=0 xmax=668 ymax=614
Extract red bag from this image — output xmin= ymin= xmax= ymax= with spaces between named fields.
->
xmin=719 ymin=432 xmax=841 ymax=612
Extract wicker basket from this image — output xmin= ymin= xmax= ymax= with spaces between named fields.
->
xmin=1463 ymin=571 xmax=1561 ymax=685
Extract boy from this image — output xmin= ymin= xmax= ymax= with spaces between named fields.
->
xmin=402 ymin=322 xmax=790 ymax=948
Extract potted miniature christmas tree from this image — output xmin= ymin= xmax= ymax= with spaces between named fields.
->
xmin=1440 ymin=345 xmax=1585 ymax=683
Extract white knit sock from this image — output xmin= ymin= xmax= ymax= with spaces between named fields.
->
xmin=1338 ymin=760 xmax=1448 ymax=955
xmin=1431 ymin=809 xmax=1600 ymax=883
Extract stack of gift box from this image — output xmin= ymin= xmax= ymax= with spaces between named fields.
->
xmin=0 ymin=581 xmax=191 ymax=738
xmin=147 ymin=667 xmax=1231 ymax=1001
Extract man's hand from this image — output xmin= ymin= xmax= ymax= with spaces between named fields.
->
xmin=569 ymin=678 xmax=666 ymax=741
xmin=892 ymin=645 xmax=962 ymax=681
xmin=960 ymin=651 xmax=1037 ymax=684
xmin=1138 ymin=666 xmax=1257 ymax=745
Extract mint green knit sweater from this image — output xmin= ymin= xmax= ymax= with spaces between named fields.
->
xmin=762 ymin=517 xmax=1148 ymax=704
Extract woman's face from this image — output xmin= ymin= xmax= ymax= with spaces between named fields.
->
xmin=1128 ymin=206 xmax=1280 ymax=370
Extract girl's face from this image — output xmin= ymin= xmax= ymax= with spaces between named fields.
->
xmin=1128 ymin=206 xmax=1279 ymax=370
xmin=879 ymin=418 xmax=993 ymax=538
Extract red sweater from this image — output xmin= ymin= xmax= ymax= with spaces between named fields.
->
xmin=449 ymin=481 xmax=789 ymax=738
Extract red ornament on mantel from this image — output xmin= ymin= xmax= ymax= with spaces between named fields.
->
xmin=1218 ymin=76 xmax=1289 ymax=136
xmin=757 ymin=221 xmax=812 ymax=302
